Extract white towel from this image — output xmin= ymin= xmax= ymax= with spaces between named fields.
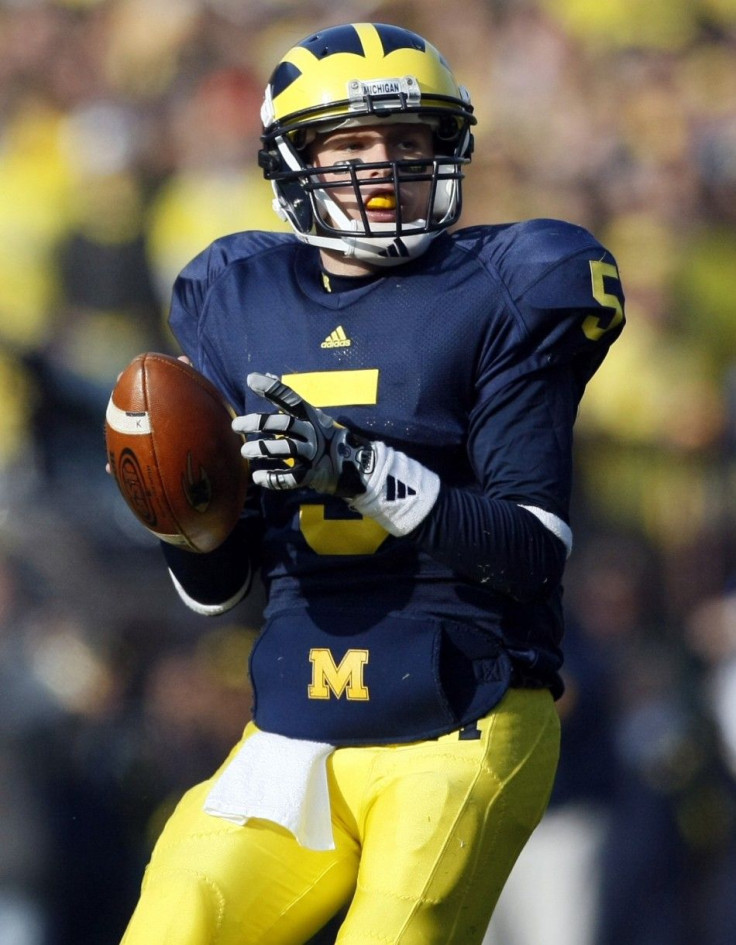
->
xmin=203 ymin=730 xmax=336 ymax=851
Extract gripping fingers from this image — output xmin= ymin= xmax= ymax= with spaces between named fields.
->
xmin=247 ymin=372 xmax=309 ymax=420
xmin=240 ymin=372 xmax=333 ymax=493
xmin=232 ymin=413 xmax=295 ymax=435
xmin=241 ymin=436 xmax=302 ymax=461
xmin=251 ymin=467 xmax=304 ymax=490
xmin=233 ymin=414 xmax=317 ymax=460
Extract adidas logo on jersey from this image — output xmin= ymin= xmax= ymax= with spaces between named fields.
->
xmin=321 ymin=326 xmax=351 ymax=348
xmin=386 ymin=475 xmax=416 ymax=501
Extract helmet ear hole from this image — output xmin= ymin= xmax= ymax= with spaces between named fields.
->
xmin=435 ymin=115 xmax=460 ymax=146
xmin=258 ymin=149 xmax=281 ymax=174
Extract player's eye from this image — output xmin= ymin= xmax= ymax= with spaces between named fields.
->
xmin=398 ymin=135 xmax=431 ymax=154
xmin=338 ymin=140 xmax=366 ymax=153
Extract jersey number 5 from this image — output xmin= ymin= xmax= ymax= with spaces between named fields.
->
xmin=583 ymin=260 xmax=624 ymax=341
xmin=284 ymin=369 xmax=388 ymax=556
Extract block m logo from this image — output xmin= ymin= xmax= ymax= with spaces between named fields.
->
xmin=308 ymin=648 xmax=370 ymax=701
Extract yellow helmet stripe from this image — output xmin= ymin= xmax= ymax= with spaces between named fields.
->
xmin=355 ymin=23 xmax=384 ymax=60
xmin=282 ymin=45 xmax=322 ymax=72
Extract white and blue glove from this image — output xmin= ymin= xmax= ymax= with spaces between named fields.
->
xmin=232 ymin=372 xmax=440 ymax=536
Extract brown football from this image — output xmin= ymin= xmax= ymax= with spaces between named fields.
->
xmin=105 ymin=352 xmax=249 ymax=553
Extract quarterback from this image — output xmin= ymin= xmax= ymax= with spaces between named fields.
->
xmin=120 ymin=22 xmax=624 ymax=945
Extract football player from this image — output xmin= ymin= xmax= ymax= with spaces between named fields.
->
xmin=120 ymin=22 xmax=624 ymax=945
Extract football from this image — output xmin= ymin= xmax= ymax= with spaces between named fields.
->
xmin=105 ymin=352 xmax=249 ymax=553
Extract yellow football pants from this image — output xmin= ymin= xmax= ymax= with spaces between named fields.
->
xmin=121 ymin=688 xmax=560 ymax=945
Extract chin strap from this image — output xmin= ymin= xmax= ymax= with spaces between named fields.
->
xmin=286 ymin=219 xmax=441 ymax=265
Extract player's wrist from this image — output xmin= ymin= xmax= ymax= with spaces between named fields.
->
xmin=346 ymin=442 xmax=440 ymax=536
xmin=331 ymin=429 xmax=373 ymax=497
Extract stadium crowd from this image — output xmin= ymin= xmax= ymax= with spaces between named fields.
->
xmin=1 ymin=1 xmax=736 ymax=943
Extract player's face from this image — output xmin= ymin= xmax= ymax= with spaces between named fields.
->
xmin=310 ymin=123 xmax=435 ymax=228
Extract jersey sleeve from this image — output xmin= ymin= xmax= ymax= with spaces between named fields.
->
xmin=167 ymin=231 xmax=294 ymax=408
xmin=477 ymin=219 xmax=625 ymax=398
xmin=161 ymin=235 xmax=273 ymax=614
xmin=166 ymin=237 xmax=242 ymax=406
xmin=412 ymin=221 xmax=625 ymax=600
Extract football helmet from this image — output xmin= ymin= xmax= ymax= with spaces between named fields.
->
xmin=259 ymin=23 xmax=475 ymax=265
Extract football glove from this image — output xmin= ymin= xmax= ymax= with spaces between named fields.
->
xmin=232 ymin=372 xmax=440 ymax=536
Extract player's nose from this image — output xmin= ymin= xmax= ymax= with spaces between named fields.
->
xmin=363 ymin=140 xmax=393 ymax=167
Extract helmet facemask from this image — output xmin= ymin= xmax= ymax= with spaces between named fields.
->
xmin=261 ymin=115 xmax=472 ymax=264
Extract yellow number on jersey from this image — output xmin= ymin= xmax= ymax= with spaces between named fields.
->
xmin=285 ymin=369 xmax=388 ymax=556
xmin=583 ymin=260 xmax=624 ymax=341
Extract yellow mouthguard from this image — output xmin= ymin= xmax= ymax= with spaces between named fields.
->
xmin=366 ymin=195 xmax=397 ymax=210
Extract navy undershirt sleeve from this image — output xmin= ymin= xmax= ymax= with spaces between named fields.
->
xmin=411 ymin=489 xmax=566 ymax=602
xmin=411 ymin=365 xmax=578 ymax=601
xmin=161 ymin=512 xmax=260 ymax=609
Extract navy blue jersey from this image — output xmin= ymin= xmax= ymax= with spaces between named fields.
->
xmin=166 ymin=220 xmax=623 ymax=744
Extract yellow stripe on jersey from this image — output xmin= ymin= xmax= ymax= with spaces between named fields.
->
xmin=282 ymin=369 xmax=379 ymax=407
xmin=284 ymin=367 xmax=385 ymax=556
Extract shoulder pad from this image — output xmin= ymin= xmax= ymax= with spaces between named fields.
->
xmin=491 ymin=219 xmax=605 ymax=298
xmin=466 ymin=219 xmax=625 ymax=389
xmin=181 ymin=230 xmax=296 ymax=285
xmin=169 ymin=231 xmax=297 ymax=368
xmin=172 ymin=231 xmax=295 ymax=320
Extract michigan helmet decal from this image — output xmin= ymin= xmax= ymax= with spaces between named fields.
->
xmin=258 ymin=23 xmax=476 ymax=265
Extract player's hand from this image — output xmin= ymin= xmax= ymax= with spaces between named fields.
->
xmin=232 ymin=372 xmax=441 ymax=536
xmin=232 ymin=372 xmax=374 ymax=496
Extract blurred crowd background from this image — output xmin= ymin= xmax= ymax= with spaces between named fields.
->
xmin=2 ymin=1 xmax=736 ymax=944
